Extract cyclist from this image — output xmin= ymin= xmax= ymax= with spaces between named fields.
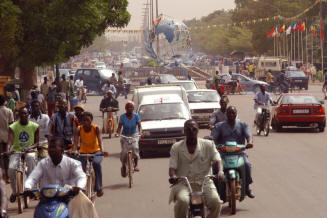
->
xmin=73 ymin=103 xmax=85 ymax=126
xmin=7 ymin=105 xmax=39 ymax=202
xmin=73 ymin=112 xmax=108 ymax=197
xmin=47 ymin=99 xmax=78 ymax=150
xmin=28 ymin=101 xmax=50 ymax=159
xmin=115 ymin=101 xmax=142 ymax=177
xmin=100 ymin=90 xmax=119 ymax=112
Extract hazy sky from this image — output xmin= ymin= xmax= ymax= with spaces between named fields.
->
xmin=126 ymin=0 xmax=235 ymax=29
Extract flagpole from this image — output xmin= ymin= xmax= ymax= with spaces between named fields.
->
xmin=294 ymin=27 xmax=296 ymax=61
xmin=291 ymin=28 xmax=293 ymax=62
xmin=320 ymin=0 xmax=324 ymax=74
xmin=301 ymin=30 xmax=304 ymax=64
xmin=298 ymin=28 xmax=300 ymax=61
xmin=312 ymin=26 xmax=314 ymax=64
xmin=306 ymin=19 xmax=308 ymax=65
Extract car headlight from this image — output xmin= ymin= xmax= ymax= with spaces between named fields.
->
xmin=143 ymin=130 xmax=151 ymax=137
xmin=42 ymin=188 xmax=58 ymax=198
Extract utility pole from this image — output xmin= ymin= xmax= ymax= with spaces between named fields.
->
xmin=156 ymin=0 xmax=160 ymax=58
xmin=320 ymin=0 xmax=324 ymax=74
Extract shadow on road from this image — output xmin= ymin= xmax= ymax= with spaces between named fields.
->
xmin=103 ymin=184 xmax=129 ymax=190
xmin=220 ymin=205 xmax=249 ymax=216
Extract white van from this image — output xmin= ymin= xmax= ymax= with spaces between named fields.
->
xmin=256 ymin=57 xmax=288 ymax=79
xmin=137 ymin=94 xmax=190 ymax=157
xmin=132 ymin=85 xmax=189 ymax=111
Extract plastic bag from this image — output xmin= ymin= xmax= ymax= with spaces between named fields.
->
xmin=68 ymin=191 xmax=99 ymax=218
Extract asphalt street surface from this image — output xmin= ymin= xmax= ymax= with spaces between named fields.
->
xmin=9 ymin=84 xmax=327 ymax=218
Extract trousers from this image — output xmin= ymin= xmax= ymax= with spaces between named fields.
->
xmin=8 ymin=153 xmax=36 ymax=194
xmin=172 ymin=182 xmax=222 ymax=218
xmin=79 ymin=151 xmax=103 ymax=192
xmin=0 ymin=143 xmax=8 ymax=180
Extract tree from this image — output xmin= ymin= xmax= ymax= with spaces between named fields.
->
xmin=0 ymin=0 xmax=130 ymax=91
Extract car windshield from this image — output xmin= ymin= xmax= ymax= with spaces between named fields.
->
xmin=99 ymin=69 xmax=116 ymax=79
xmin=138 ymin=103 xmax=189 ymax=121
xmin=174 ymin=82 xmax=197 ymax=90
xmin=286 ymin=71 xmax=306 ymax=77
xmin=160 ymin=74 xmax=178 ymax=83
xmin=281 ymin=95 xmax=319 ymax=104
xmin=187 ymin=91 xmax=219 ymax=103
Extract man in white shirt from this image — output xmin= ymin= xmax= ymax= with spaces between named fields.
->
xmin=74 ymin=77 xmax=84 ymax=89
xmin=28 ymin=100 xmax=50 ymax=159
xmin=0 ymin=95 xmax=14 ymax=181
xmin=25 ymin=137 xmax=96 ymax=217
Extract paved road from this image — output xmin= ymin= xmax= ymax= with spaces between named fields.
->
xmin=9 ymin=84 xmax=327 ymax=218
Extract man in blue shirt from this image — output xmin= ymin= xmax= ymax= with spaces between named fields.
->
xmin=211 ymin=106 xmax=255 ymax=198
xmin=254 ymin=85 xmax=273 ymax=125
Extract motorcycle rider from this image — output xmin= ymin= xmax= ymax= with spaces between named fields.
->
xmin=254 ymin=84 xmax=274 ymax=125
xmin=209 ymin=95 xmax=229 ymax=129
xmin=25 ymin=137 xmax=98 ymax=217
xmin=277 ymin=70 xmax=289 ymax=92
xmin=211 ymin=106 xmax=255 ymax=198
xmin=169 ymin=119 xmax=224 ymax=218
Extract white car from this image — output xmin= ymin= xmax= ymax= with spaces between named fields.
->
xmin=187 ymin=89 xmax=221 ymax=125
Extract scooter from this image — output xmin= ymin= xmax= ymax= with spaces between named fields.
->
xmin=255 ymin=106 xmax=271 ymax=136
xmin=215 ymin=141 xmax=247 ymax=215
xmin=32 ymin=185 xmax=73 ymax=218
xmin=169 ymin=175 xmax=216 ymax=218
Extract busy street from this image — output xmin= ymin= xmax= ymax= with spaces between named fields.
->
xmin=4 ymin=83 xmax=326 ymax=218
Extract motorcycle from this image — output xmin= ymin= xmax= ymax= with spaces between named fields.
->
xmin=255 ymin=106 xmax=271 ymax=136
xmin=214 ymin=142 xmax=248 ymax=215
xmin=31 ymin=185 xmax=73 ymax=218
xmin=169 ymin=175 xmax=216 ymax=218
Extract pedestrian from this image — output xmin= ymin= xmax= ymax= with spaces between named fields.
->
xmin=73 ymin=103 xmax=86 ymax=126
xmin=7 ymin=105 xmax=39 ymax=203
xmin=69 ymin=75 xmax=75 ymax=111
xmin=109 ymin=73 xmax=117 ymax=85
xmin=0 ymin=95 xmax=14 ymax=182
xmin=47 ymin=82 xmax=57 ymax=118
xmin=5 ymin=92 xmax=15 ymax=112
xmin=40 ymin=77 xmax=50 ymax=112
xmin=60 ymin=74 xmax=69 ymax=101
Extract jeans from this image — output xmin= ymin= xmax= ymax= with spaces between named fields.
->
xmin=8 ymin=153 xmax=36 ymax=194
xmin=79 ymin=151 xmax=103 ymax=192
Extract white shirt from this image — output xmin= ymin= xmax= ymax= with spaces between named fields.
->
xmin=0 ymin=106 xmax=14 ymax=143
xmin=75 ymin=79 xmax=84 ymax=88
xmin=25 ymin=156 xmax=86 ymax=190
xmin=29 ymin=113 xmax=50 ymax=143
xmin=37 ymin=93 xmax=44 ymax=103
xmin=254 ymin=91 xmax=272 ymax=109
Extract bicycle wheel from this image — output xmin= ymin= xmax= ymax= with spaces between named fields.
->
xmin=16 ymin=171 xmax=24 ymax=214
xmin=127 ymin=152 xmax=133 ymax=188
xmin=108 ymin=120 xmax=112 ymax=138
xmin=86 ymin=174 xmax=92 ymax=199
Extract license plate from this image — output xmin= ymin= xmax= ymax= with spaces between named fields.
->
xmin=295 ymin=80 xmax=302 ymax=82
xmin=158 ymin=139 xmax=176 ymax=145
xmin=293 ymin=109 xmax=310 ymax=114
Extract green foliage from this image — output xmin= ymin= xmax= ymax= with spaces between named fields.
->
xmin=0 ymin=0 xmax=130 ymax=69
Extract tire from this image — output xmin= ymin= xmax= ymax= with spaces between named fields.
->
xmin=264 ymin=121 xmax=270 ymax=136
xmin=256 ymin=125 xmax=261 ymax=136
xmin=275 ymin=122 xmax=282 ymax=132
xmin=127 ymin=152 xmax=133 ymax=188
xmin=305 ymin=86 xmax=308 ymax=90
xmin=319 ymin=124 xmax=325 ymax=132
xmin=229 ymin=179 xmax=236 ymax=215
xmin=16 ymin=171 xmax=24 ymax=214
xmin=108 ymin=120 xmax=112 ymax=139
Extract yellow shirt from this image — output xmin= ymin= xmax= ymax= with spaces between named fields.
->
xmin=79 ymin=125 xmax=100 ymax=154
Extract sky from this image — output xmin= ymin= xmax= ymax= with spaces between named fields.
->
xmin=126 ymin=0 xmax=236 ymax=29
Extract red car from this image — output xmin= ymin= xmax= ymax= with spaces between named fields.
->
xmin=271 ymin=93 xmax=326 ymax=132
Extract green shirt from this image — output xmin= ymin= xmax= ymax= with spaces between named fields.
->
xmin=169 ymin=138 xmax=221 ymax=185
xmin=9 ymin=121 xmax=39 ymax=152
xmin=6 ymin=98 xmax=15 ymax=111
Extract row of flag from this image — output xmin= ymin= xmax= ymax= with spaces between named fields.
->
xmin=105 ymin=29 xmax=145 ymax=34
xmin=266 ymin=20 xmax=323 ymax=40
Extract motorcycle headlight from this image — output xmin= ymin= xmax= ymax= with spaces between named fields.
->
xmin=42 ymin=188 xmax=58 ymax=198
xmin=143 ymin=130 xmax=151 ymax=137
xmin=190 ymin=193 xmax=203 ymax=205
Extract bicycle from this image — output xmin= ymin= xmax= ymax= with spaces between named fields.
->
xmin=78 ymin=153 xmax=104 ymax=203
xmin=4 ymin=150 xmax=35 ymax=214
xmin=119 ymin=135 xmax=140 ymax=188
xmin=102 ymin=107 xmax=119 ymax=138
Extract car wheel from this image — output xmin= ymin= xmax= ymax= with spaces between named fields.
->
xmin=305 ymin=85 xmax=308 ymax=90
xmin=319 ymin=123 xmax=325 ymax=132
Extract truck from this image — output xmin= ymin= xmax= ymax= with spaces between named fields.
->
xmin=256 ymin=57 xmax=288 ymax=80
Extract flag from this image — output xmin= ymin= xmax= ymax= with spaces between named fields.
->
xmin=295 ymin=20 xmax=301 ymax=32
xmin=320 ymin=19 xmax=324 ymax=41
xmin=279 ymin=25 xmax=285 ymax=34
xmin=311 ymin=25 xmax=317 ymax=37
xmin=266 ymin=26 xmax=275 ymax=39
xmin=272 ymin=25 xmax=278 ymax=37
xmin=286 ymin=25 xmax=292 ymax=35
xmin=300 ymin=22 xmax=306 ymax=32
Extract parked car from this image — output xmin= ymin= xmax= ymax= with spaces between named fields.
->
xmin=271 ymin=93 xmax=326 ymax=132
xmin=187 ymin=89 xmax=220 ymax=125
xmin=138 ymin=94 xmax=190 ymax=157
xmin=230 ymin=74 xmax=268 ymax=92
xmin=169 ymin=80 xmax=198 ymax=91
xmin=140 ymin=74 xmax=178 ymax=86
xmin=285 ymin=70 xmax=309 ymax=90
